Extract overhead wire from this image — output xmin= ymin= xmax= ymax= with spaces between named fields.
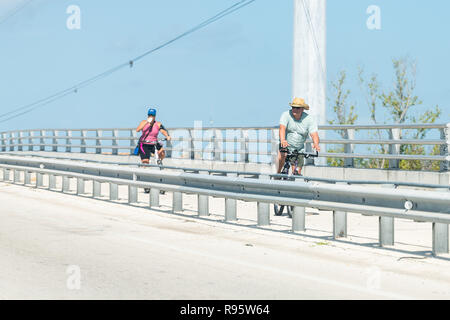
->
xmin=0 ymin=0 xmax=34 ymax=26
xmin=0 ymin=0 xmax=256 ymax=124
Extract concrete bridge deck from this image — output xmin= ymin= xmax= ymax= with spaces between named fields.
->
xmin=1 ymin=175 xmax=450 ymax=299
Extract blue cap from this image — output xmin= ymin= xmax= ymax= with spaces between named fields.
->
xmin=147 ymin=108 xmax=156 ymax=116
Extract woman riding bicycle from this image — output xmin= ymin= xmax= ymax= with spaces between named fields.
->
xmin=136 ymin=107 xmax=171 ymax=165
xmin=278 ymin=97 xmax=321 ymax=175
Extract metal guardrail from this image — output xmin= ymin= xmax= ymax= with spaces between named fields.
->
xmin=2 ymin=152 xmax=449 ymax=190
xmin=0 ymin=155 xmax=449 ymax=256
xmin=1 ymin=123 xmax=449 ymax=171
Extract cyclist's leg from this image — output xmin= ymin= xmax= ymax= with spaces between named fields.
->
xmin=157 ymin=148 xmax=165 ymax=161
xmin=139 ymin=144 xmax=151 ymax=164
xmin=155 ymin=143 xmax=164 ymax=165
xmin=291 ymin=162 xmax=297 ymax=175
xmin=277 ymin=144 xmax=287 ymax=174
xmin=293 ymin=155 xmax=304 ymax=175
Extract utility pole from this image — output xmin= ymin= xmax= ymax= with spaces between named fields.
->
xmin=292 ymin=0 xmax=326 ymax=163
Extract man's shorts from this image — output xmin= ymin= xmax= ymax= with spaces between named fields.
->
xmin=139 ymin=142 xmax=163 ymax=160
xmin=279 ymin=143 xmax=304 ymax=167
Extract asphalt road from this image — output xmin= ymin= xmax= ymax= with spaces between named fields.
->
xmin=1 ymin=182 xmax=449 ymax=299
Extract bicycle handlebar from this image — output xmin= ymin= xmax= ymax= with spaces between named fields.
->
xmin=279 ymin=148 xmax=318 ymax=159
xmin=142 ymin=138 xmax=167 ymax=145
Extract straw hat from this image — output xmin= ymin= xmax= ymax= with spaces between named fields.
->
xmin=289 ymin=97 xmax=309 ymax=110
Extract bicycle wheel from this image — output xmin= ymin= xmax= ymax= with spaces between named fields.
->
xmin=286 ymin=206 xmax=294 ymax=218
xmin=274 ymin=204 xmax=285 ymax=216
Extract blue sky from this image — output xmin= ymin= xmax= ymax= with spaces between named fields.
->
xmin=0 ymin=0 xmax=449 ymax=132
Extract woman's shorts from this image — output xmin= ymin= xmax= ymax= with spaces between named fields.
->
xmin=139 ymin=143 xmax=163 ymax=160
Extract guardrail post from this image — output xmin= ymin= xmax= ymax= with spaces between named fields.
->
xmin=233 ymin=134 xmax=238 ymax=163
xmin=204 ymin=129 xmax=214 ymax=160
xmin=172 ymin=192 xmax=183 ymax=212
xmin=389 ymin=128 xmax=400 ymax=169
xmin=333 ymin=210 xmax=347 ymax=238
xmin=3 ymin=168 xmax=10 ymax=181
xmin=255 ymin=129 xmax=260 ymax=164
xmin=77 ymin=178 xmax=85 ymax=195
xmin=36 ymin=173 xmax=43 ymax=188
xmin=112 ymin=130 xmax=118 ymax=155
xmin=63 ymin=176 xmax=70 ymax=192
xmin=188 ymin=128 xmax=195 ymax=160
xmin=240 ymin=130 xmax=249 ymax=163
xmin=52 ymin=130 xmax=58 ymax=152
xmin=257 ymin=174 xmax=270 ymax=226
xmin=166 ymin=139 xmax=173 ymax=159
xmin=213 ymin=129 xmax=223 ymax=161
xmin=198 ymin=194 xmax=209 ymax=216
xmin=432 ymin=223 xmax=449 ymax=256
xmin=150 ymin=188 xmax=160 ymax=208
xmin=130 ymin=129 xmax=137 ymax=154
xmin=440 ymin=124 xmax=449 ymax=172
xmin=9 ymin=132 xmax=15 ymax=151
xmin=195 ymin=121 xmax=203 ymax=160
xmin=128 ymin=185 xmax=138 ymax=203
xmin=18 ymin=131 xmax=24 ymax=151
xmin=109 ymin=183 xmax=118 ymax=200
xmin=292 ymin=206 xmax=306 ymax=232
xmin=128 ymin=173 xmax=138 ymax=203
xmin=13 ymin=169 xmax=20 ymax=184
xmin=225 ymin=198 xmax=237 ymax=221
xmin=24 ymin=171 xmax=31 ymax=185
xmin=96 ymin=130 xmax=103 ymax=154
xmin=1 ymin=132 xmax=6 ymax=151
xmin=379 ymin=216 xmax=395 ymax=246
xmin=40 ymin=130 xmax=45 ymax=151
xmin=172 ymin=191 xmax=183 ymax=212
xmin=93 ymin=181 xmax=101 ymax=198
xmin=65 ymin=130 xmax=72 ymax=153
xmin=28 ymin=131 xmax=34 ymax=151
xmin=257 ymin=202 xmax=270 ymax=226
xmin=344 ymin=128 xmax=355 ymax=167
xmin=379 ymin=184 xmax=395 ymax=246
xmin=225 ymin=173 xmax=237 ymax=221
xmin=49 ymin=174 xmax=56 ymax=190
xmin=80 ymin=130 xmax=87 ymax=153
xmin=333 ymin=182 xmax=347 ymax=238
xmin=270 ymin=129 xmax=278 ymax=171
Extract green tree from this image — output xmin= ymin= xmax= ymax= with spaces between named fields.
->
xmin=359 ymin=57 xmax=442 ymax=170
xmin=327 ymin=70 xmax=358 ymax=167
xmin=358 ymin=67 xmax=389 ymax=169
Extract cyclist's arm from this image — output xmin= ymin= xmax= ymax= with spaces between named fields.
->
xmin=279 ymin=124 xmax=288 ymax=147
xmin=136 ymin=120 xmax=147 ymax=132
xmin=310 ymin=131 xmax=320 ymax=152
xmin=160 ymin=129 xmax=171 ymax=140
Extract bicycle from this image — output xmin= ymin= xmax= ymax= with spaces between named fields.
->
xmin=273 ymin=148 xmax=319 ymax=218
xmin=143 ymin=138 xmax=167 ymax=193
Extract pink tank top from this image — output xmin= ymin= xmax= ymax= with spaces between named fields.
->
xmin=141 ymin=122 xmax=161 ymax=144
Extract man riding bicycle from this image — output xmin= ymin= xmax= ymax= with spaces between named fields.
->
xmin=278 ymin=97 xmax=321 ymax=175
xmin=136 ymin=107 xmax=171 ymax=165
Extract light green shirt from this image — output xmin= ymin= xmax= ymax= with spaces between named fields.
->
xmin=279 ymin=110 xmax=318 ymax=151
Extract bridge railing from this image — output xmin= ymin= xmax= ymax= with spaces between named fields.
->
xmin=0 ymin=123 xmax=449 ymax=171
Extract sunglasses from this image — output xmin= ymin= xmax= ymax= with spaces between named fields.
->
xmin=291 ymin=107 xmax=303 ymax=110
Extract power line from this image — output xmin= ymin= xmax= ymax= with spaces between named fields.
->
xmin=0 ymin=0 xmax=256 ymax=124
xmin=0 ymin=0 xmax=34 ymax=26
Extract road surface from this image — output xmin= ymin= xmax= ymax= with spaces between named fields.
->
xmin=0 ymin=181 xmax=449 ymax=299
